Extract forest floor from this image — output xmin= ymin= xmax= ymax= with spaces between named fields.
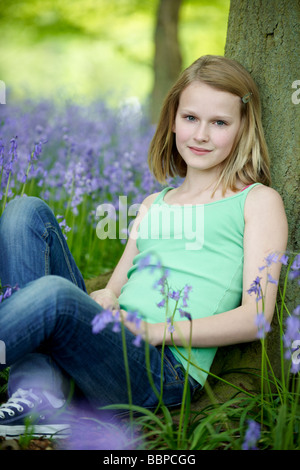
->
xmin=0 ymin=436 xmax=58 ymax=450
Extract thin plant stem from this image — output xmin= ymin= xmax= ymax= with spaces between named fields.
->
xmin=120 ymin=319 xmax=133 ymax=432
xmin=20 ymin=159 xmax=32 ymax=198
xmin=177 ymin=320 xmax=192 ymax=449
xmin=1 ymin=171 xmax=11 ymax=215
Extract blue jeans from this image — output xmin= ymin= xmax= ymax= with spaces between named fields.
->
xmin=0 ymin=197 xmax=200 ymax=412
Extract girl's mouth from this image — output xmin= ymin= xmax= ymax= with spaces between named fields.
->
xmin=188 ymin=146 xmax=213 ymax=155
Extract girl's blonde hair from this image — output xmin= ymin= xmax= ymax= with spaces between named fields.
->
xmin=148 ymin=55 xmax=271 ymax=193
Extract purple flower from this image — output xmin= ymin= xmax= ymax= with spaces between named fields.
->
xmin=157 ymin=298 xmax=166 ymax=308
xmin=56 ymin=214 xmax=72 ymax=240
xmin=3 ymin=287 xmax=12 ymax=299
xmin=293 ymin=305 xmax=300 ymax=316
xmin=91 ymin=309 xmax=143 ymax=347
xmin=126 ymin=310 xmax=142 ymax=330
xmin=137 ymin=254 xmax=152 ymax=270
xmin=247 ymin=276 xmax=262 ymax=299
xmin=91 ymin=309 xmax=114 ymax=333
xmin=283 ymin=314 xmax=300 ymax=370
xmin=182 ymin=284 xmax=192 ymax=307
xmin=242 ymin=420 xmax=260 ymax=450
xmin=283 ymin=310 xmax=300 ymax=373
xmin=153 ymin=270 xmax=169 ymax=295
xmin=32 ymin=140 xmax=46 ymax=160
xmin=280 ymin=254 xmax=289 ymax=265
xmin=132 ymin=334 xmax=143 ymax=347
xmin=267 ymin=273 xmax=278 ymax=285
xmin=167 ymin=317 xmax=175 ymax=333
xmin=62 ymin=407 xmax=135 ymax=450
xmin=179 ymin=308 xmax=192 ymax=321
xmin=9 ymin=136 xmax=18 ymax=161
xmin=289 ymin=254 xmax=300 ymax=283
xmin=168 ymin=290 xmax=180 ymax=301
xmin=0 ymin=283 xmax=20 ymax=302
xmin=255 ymin=313 xmax=271 ymax=339
xmin=259 ymin=252 xmax=279 ymax=271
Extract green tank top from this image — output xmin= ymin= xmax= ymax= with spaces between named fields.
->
xmin=118 ymin=183 xmax=260 ymax=385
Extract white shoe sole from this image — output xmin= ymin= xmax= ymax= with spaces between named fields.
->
xmin=0 ymin=423 xmax=71 ymax=439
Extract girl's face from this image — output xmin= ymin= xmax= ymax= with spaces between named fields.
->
xmin=173 ymin=81 xmax=242 ymax=177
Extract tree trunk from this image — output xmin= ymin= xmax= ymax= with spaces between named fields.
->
xmin=206 ymin=0 xmax=300 ymax=400
xmin=225 ymin=0 xmax=300 ymax=257
xmin=150 ymin=0 xmax=183 ymax=122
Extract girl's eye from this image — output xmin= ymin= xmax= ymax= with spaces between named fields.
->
xmin=185 ymin=115 xmax=196 ymax=122
xmin=215 ymin=120 xmax=226 ymax=126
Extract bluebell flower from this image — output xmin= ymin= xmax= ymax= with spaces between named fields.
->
xmin=247 ymin=276 xmax=262 ymax=299
xmin=255 ymin=313 xmax=271 ymax=339
xmin=293 ymin=305 xmax=300 ymax=316
xmin=137 ymin=254 xmax=152 ymax=271
xmin=280 ymin=253 xmax=289 ymax=265
xmin=289 ymin=254 xmax=300 ymax=283
xmin=259 ymin=253 xmax=279 ymax=271
xmin=91 ymin=309 xmax=143 ymax=347
xmin=267 ymin=273 xmax=278 ymax=285
xmin=167 ymin=317 xmax=175 ymax=333
xmin=133 ymin=334 xmax=143 ymax=347
xmin=9 ymin=136 xmax=18 ymax=161
xmin=126 ymin=310 xmax=142 ymax=331
xmin=168 ymin=290 xmax=180 ymax=301
xmin=179 ymin=308 xmax=192 ymax=321
xmin=242 ymin=420 xmax=260 ymax=450
xmin=0 ymin=283 xmax=20 ymax=303
xmin=182 ymin=284 xmax=192 ymax=307
xmin=91 ymin=309 xmax=114 ymax=334
xmin=283 ymin=314 xmax=300 ymax=369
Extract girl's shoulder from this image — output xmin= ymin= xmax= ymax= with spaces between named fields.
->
xmin=140 ymin=187 xmax=173 ymax=207
xmin=246 ymin=184 xmax=284 ymax=203
xmin=135 ymin=191 xmax=162 ymax=223
xmin=244 ymin=184 xmax=287 ymax=221
xmin=140 ymin=191 xmax=162 ymax=208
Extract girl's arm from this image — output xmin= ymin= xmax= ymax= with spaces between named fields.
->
xmin=89 ymin=192 xmax=160 ymax=308
xmin=124 ymin=185 xmax=288 ymax=347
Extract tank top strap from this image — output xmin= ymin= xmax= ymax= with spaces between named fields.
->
xmin=240 ymin=182 xmax=261 ymax=196
xmin=152 ymin=187 xmax=173 ymax=204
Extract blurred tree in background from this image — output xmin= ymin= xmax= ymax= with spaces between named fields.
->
xmin=151 ymin=0 xmax=182 ymax=121
xmin=0 ymin=0 xmax=229 ymax=108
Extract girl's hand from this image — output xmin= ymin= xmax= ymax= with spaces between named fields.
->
xmin=117 ymin=309 xmax=163 ymax=347
xmin=89 ymin=288 xmax=120 ymax=310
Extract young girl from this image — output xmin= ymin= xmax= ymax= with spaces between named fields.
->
xmin=92 ymin=54 xmax=288 ymax=386
xmin=0 ymin=55 xmax=287 ymax=439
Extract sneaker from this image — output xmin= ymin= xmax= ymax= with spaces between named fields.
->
xmin=0 ymin=388 xmax=71 ymax=439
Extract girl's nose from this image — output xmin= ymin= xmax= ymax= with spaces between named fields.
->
xmin=194 ymin=122 xmax=209 ymax=142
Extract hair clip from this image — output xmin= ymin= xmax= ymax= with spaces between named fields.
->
xmin=241 ymin=92 xmax=253 ymax=104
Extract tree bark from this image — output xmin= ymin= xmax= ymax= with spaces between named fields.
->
xmin=225 ymin=0 xmax=300 ymax=257
xmin=208 ymin=0 xmax=300 ymax=395
xmin=150 ymin=0 xmax=183 ymax=122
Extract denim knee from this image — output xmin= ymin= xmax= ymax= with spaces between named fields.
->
xmin=3 ymin=196 xmax=50 ymax=221
xmin=0 ymin=196 xmax=49 ymax=238
xmin=34 ymin=275 xmax=81 ymax=305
